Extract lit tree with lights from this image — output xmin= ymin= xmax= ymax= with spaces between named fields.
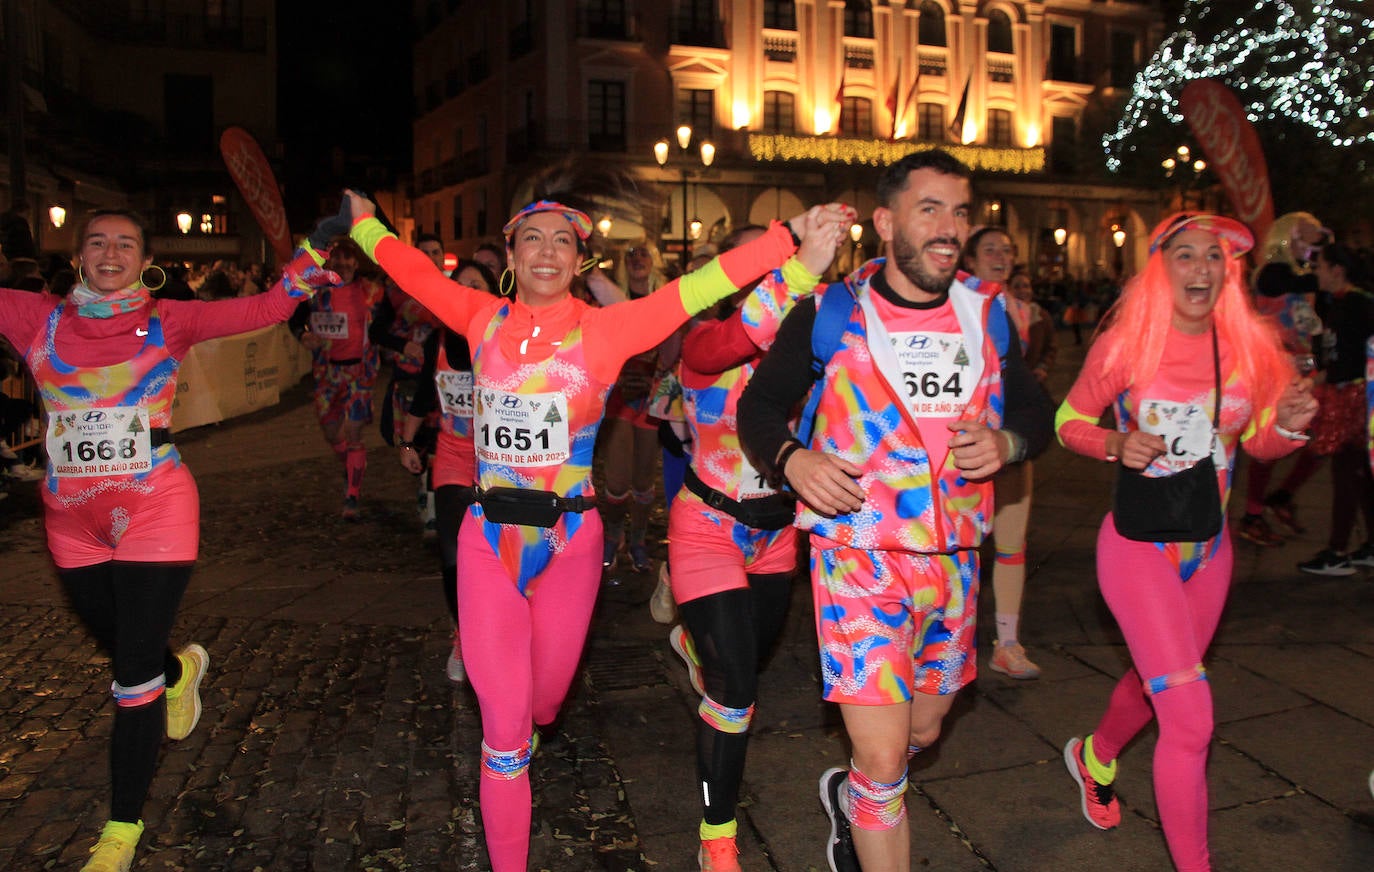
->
xmin=1099 ymin=0 xmax=1374 ymax=227
xmin=1103 ymin=0 xmax=1374 ymax=189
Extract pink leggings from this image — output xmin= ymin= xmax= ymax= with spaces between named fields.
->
xmin=455 ymin=512 xmax=604 ymax=872
xmin=1090 ymin=516 xmax=1233 ymax=872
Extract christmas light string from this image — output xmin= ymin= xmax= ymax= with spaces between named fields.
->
xmin=1103 ymin=0 xmax=1373 ymax=171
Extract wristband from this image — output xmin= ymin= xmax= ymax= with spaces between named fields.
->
xmin=1275 ymin=425 xmax=1310 ymax=442
xmin=399 ymin=441 xmax=416 ymax=451
xmin=773 ymin=440 xmax=805 ymax=484
xmin=785 ymin=222 xmax=802 ymax=248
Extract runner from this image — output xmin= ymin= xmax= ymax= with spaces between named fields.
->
xmin=398 ymin=258 xmax=499 ymax=682
xmin=344 ymin=186 xmax=850 ymax=872
xmin=294 ymin=238 xmax=386 ymax=519
xmin=738 ymin=150 xmax=1053 ymax=872
xmin=0 ymin=209 xmax=338 ymax=872
xmin=962 ymin=227 xmax=1048 ymax=678
xmin=669 ymin=215 xmax=850 ymax=872
xmin=1056 ymin=213 xmax=1316 ymax=872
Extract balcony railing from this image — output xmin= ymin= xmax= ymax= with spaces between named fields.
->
xmin=918 ymin=51 xmax=947 ymax=78
xmin=844 ymin=44 xmax=875 ymax=70
xmin=988 ymin=56 xmax=1015 ymax=84
xmin=763 ymin=33 xmax=797 ymax=63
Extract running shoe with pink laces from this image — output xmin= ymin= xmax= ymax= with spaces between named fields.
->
xmin=989 ymin=641 xmax=1041 ymax=679
xmin=698 ymin=835 xmax=741 ymax=871
xmin=1064 ymin=736 xmax=1121 ymax=830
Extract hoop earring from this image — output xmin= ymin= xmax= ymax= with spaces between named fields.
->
xmin=78 ymin=265 xmax=89 ymax=287
xmin=579 ymin=256 xmax=600 ymax=275
xmin=141 ymin=265 xmax=166 ymax=292
xmin=499 ymin=268 xmax=516 ymax=297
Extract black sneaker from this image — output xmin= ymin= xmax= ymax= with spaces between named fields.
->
xmin=818 ymin=767 xmax=861 ymax=872
xmin=1298 ymin=548 xmax=1356 ymax=577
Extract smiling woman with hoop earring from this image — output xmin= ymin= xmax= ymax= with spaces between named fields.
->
xmin=0 ymin=208 xmax=343 ymax=872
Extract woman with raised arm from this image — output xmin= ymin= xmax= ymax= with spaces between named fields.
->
xmin=0 ymin=209 xmax=339 ymax=872
xmin=344 ymin=186 xmax=848 ymax=871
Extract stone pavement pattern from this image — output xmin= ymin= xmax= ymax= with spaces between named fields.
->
xmin=1 ymin=348 xmax=1373 ymax=871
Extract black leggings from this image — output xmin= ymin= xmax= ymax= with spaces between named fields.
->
xmin=59 ymin=561 xmax=193 ymax=823
xmin=678 ymin=572 xmax=793 ymax=826
xmin=435 ymin=484 xmax=475 ymax=622
xmin=1328 ymin=443 xmax=1374 ymax=552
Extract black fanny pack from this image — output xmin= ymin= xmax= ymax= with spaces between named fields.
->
xmin=477 ymin=486 xmax=596 ymax=528
xmin=684 ymin=465 xmax=795 ymax=531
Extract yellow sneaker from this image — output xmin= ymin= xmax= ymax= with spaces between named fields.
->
xmin=165 ymin=643 xmax=208 ymax=740
xmin=81 ymin=819 xmax=143 ymax=872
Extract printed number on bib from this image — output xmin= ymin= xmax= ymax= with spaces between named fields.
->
xmin=47 ymin=406 xmax=153 ymax=478
xmin=474 ymin=388 xmax=570 ymax=466
xmin=1138 ymin=397 xmax=1219 ymax=475
xmin=309 ymin=311 xmax=349 ymax=340
xmin=890 ymin=331 xmax=971 ymax=417
xmin=737 ymin=451 xmax=777 ymax=500
xmin=436 ymin=370 xmax=474 ymax=419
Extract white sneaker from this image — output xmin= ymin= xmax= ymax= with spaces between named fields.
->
xmin=445 ymin=636 xmax=466 ymax=683
xmin=649 ymin=562 xmax=677 ymax=624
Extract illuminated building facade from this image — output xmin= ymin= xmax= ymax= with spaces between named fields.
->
xmin=412 ymin=0 xmax=1166 ymax=280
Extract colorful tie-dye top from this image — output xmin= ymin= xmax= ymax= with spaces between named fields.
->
xmin=800 ymin=260 xmax=1009 ymax=556
xmin=682 ymin=258 xmax=820 ymax=500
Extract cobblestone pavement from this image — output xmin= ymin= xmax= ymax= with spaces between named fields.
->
xmin=2 ymin=348 xmax=1374 ymax=871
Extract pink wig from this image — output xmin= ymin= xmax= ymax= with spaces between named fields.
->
xmin=1097 ymin=237 xmax=1294 ymax=411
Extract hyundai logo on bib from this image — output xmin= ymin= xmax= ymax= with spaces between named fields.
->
xmin=83 ymin=411 xmax=107 ymax=423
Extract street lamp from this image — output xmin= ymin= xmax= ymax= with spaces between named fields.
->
xmin=1162 ymin=145 xmax=1208 ymax=209
xmin=1053 ymin=226 xmax=1067 ymax=247
xmin=176 ymin=212 xmax=193 ymax=234
xmin=48 ymin=205 xmax=66 ymax=228
xmin=654 ymin=124 xmax=714 ymax=263
xmin=596 ymin=215 xmax=613 ymax=237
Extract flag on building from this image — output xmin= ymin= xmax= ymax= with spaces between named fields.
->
xmin=834 ymin=67 xmax=847 ymax=132
xmin=948 ymin=73 xmax=970 ymax=142
xmin=901 ymin=62 xmax=922 ymax=138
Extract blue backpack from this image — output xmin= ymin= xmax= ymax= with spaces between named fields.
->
xmin=796 ymin=282 xmax=858 ymax=445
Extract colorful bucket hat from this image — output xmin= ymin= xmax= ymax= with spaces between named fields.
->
xmin=501 ymin=200 xmax=593 ymax=242
xmin=1148 ymin=212 xmax=1254 ymax=258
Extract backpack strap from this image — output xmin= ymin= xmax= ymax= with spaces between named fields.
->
xmin=797 ymin=281 xmax=857 ymax=444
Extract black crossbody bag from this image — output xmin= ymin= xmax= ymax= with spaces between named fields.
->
xmin=1112 ymin=327 xmax=1223 ymax=543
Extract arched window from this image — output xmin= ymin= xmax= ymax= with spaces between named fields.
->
xmin=843 ymin=0 xmax=873 ymax=40
xmin=763 ymin=0 xmax=796 ymax=31
xmin=987 ymin=9 xmax=1013 ymax=54
xmin=918 ymin=2 xmax=946 ymax=47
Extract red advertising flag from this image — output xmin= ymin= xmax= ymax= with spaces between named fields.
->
xmin=1179 ymin=81 xmax=1275 ymax=244
xmin=219 ymin=126 xmax=293 ymax=263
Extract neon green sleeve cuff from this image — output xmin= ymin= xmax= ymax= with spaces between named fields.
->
xmin=302 ymin=240 xmax=327 ymax=267
xmin=350 ymin=217 xmax=395 ymax=263
xmin=780 ymin=256 xmax=822 ymax=294
xmin=677 ymin=258 xmax=732 ymax=315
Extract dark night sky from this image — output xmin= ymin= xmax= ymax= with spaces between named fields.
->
xmin=276 ymin=2 xmax=413 ymax=223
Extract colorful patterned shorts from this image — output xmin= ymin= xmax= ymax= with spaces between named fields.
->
xmin=313 ymin=361 xmax=375 ymax=427
xmin=811 ymin=544 xmax=978 ymax=705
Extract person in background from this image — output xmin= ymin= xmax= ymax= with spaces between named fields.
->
xmin=1056 ymin=213 xmax=1315 ymax=872
xmin=0 ymin=208 xmax=339 ymax=872
xmin=473 ymin=241 xmax=506 ymax=279
xmin=1296 ymin=242 xmax=1374 ymax=575
xmin=292 ymin=237 xmax=386 ymax=520
xmin=398 ymin=257 xmax=498 ymax=682
xmin=417 ymin=232 xmax=452 ymax=277
xmin=962 ymin=227 xmax=1048 ymax=679
xmin=1237 ymin=212 xmax=1327 ymax=545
